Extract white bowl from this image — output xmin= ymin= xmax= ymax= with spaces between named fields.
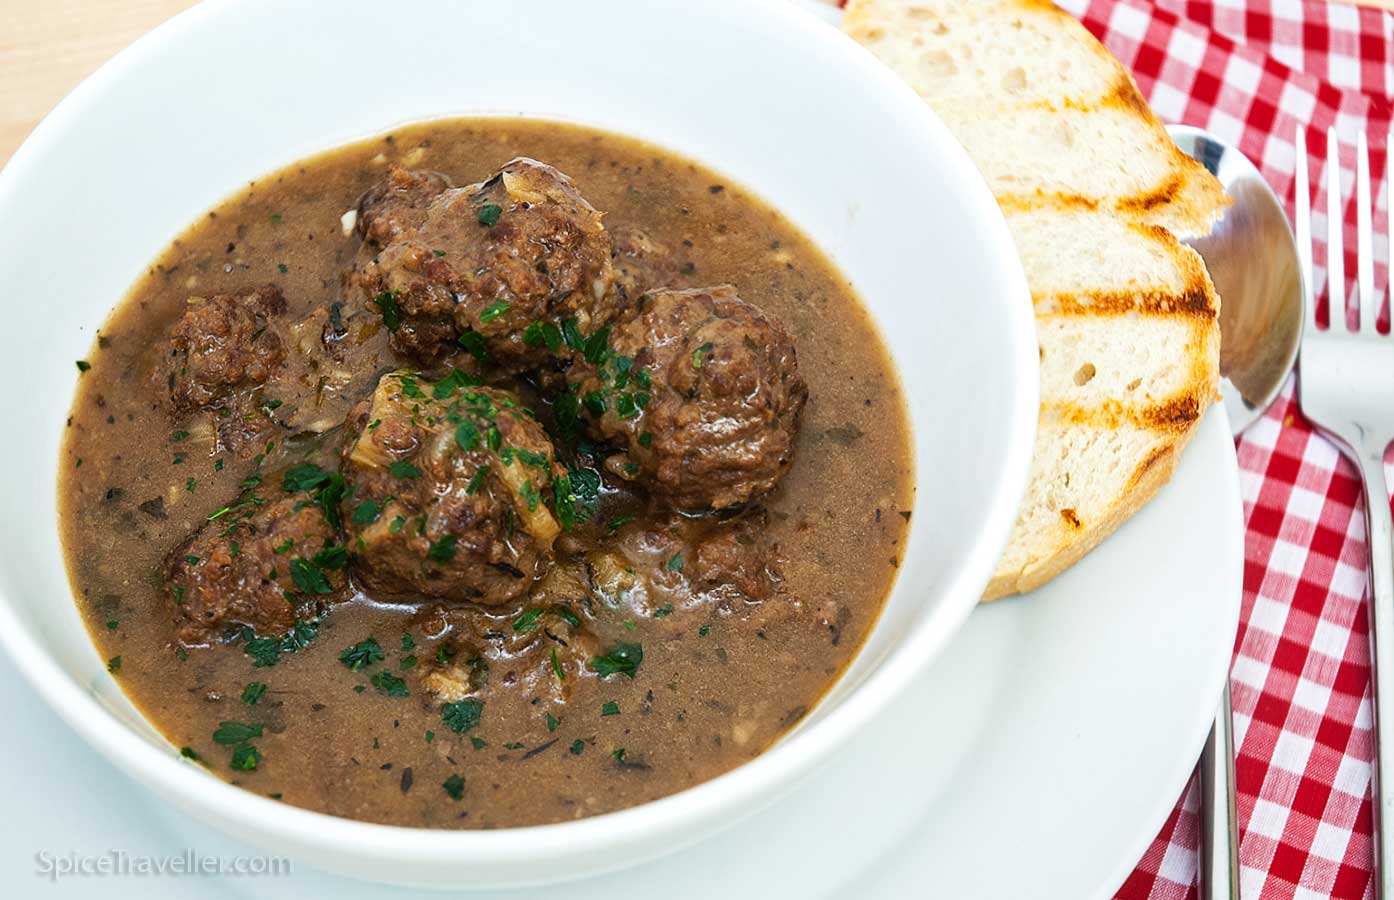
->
xmin=0 ymin=0 xmax=1036 ymax=887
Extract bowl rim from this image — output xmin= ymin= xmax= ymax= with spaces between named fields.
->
xmin=0 ymin=0 xmax=1038 ymax=873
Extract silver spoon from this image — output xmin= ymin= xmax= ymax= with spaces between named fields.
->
xmin=1168 ymin=123 xmax=1306 ymax=900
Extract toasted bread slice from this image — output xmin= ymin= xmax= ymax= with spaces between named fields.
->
xmin=843 ymin=0 xmax=1226 ymax=600
xmin=843 ymin=0 xmax=1226 ymax=239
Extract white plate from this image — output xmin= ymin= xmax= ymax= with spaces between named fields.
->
xmin=5 ymin=408 xmax=1241 ymax=899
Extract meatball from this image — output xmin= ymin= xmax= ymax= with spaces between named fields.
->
xmin=587 ymin=509 xmax=784 ymax=618
xmin=342 ymin=372 xmax=567 ymax=605
xmin=414 ymin=582 xmax=603 ymax=706
xmin=571 ymin=286 xmax=807 ymax=510
xmin=355 ymin=164 xmax=451 ymax=246
xmin=353 ymin=158 xmax=616 ymax=366
xmin=609 ymin=224 xmax=683 ymax=308
xmin=163 ymin=285 xmax=287 ymax=411
xmin=689 ymin=510 xmax=783 ymax=603
xmin=166 ymin=476 xmax=347 ymax=645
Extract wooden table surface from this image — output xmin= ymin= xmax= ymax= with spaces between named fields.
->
xmin=0 ymin=0 xmax=197 ymax=167
xmin=1 ymin=0 xmax=1390 ymax=169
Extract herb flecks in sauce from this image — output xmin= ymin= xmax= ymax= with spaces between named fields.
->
xmin=58 ymin=117 xmax=911 ymax=829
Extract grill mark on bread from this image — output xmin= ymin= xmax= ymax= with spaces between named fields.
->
xmin=996 ymin=173 xmax=1189 ymax=220
xmin=1045 ymin=392 xmax=1205 ymax=435
xmin=1033 ymin=288 xmax=1217 ymax=318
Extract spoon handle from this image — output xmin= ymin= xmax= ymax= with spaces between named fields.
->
xmin=1199 ymin=682 xmax=1240 ymax=900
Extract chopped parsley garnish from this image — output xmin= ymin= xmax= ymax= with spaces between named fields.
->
xmin=454 ymin=420 xmax=480 ymax=451
xmin=466 ymin=466 xmax=489 ymax=495
xmin=107 ymin=655 xmax=121 ymax=673
xmin=371 ymin=671 xmax=409 ymax=697
xmin=427 ymin=534 xmax=458 ymax=562
xmin=312 ymin=545 xmax=348 ymax=570
xmin=582 ymin=325 xmax=611 ymax=364
xmin=519 ymin=479 xmax=540 ymax=512
xmin=551 ymin=646 xmax=565 ymax=681
xmin=601 ymin=701 xmax=620 ymax=717
xmin=289 ymin=557 xmax=334 ymax=595
xmin=523 ymin=320 xmax=563 ymax=352
xmin=590 ymin=642 xmax=643 ymax=679
xmin=241 ymin=682 xmax=268 ymax=705
xmin=477 ymin=203 xmax=502 ymax=227
xmin=560 ymin=317 xmax=585 ymax=350
xmin=559 ymin=466 xmax=601 ymax=528
xmin=512 ymin=609 xmax=543 ymax=632
xmin=397 ymin=375 xmax=425 ymax=398
xmin=611 ymin=748 xmax=627 ymax=764
xmin=400 ymin=654 xmax=417 ymax=670
xmin=665 ymin=552 xmax=684 ymax=572
xmin=402 ymin=632 xmax=416 ymax=651
xmin=570 ymin=739 xmax=585 ymax=755
xmin=432 ymin=249 xmax=446 ymax=257
xmin=698 ymin=624 xmax=711 ymax=637
xmin=479 ymin=300 xmax=511 ymax=323
xmin=229 ymin=743 xmax=261 ymax=771
xmin=692 ymin=341 xmax=715 ymax=369
xmin=277 ymin=263 xmax=288 ymax=274
xmin=242 ymin=620 xmax=318 ymax=667
xmin=546 ymin=713 xmax=559 ymax=733
xmin=442 ymin=773 xmax=465 ymax=800
xmin=470 ymin=737 xmax=488 ymax=750
xmin=351 ymin=499 xmax=383 ymax=525
xmin=606 ymin=515 xmax=636 ymax=533
xmin=433 ymin=368 xmax=481 ymax=399
xmin=339 ymin=637 xmax=384 ymax=671
xmin=282 ymin=463 xmax=348 ymax=527
xmin=457 ymin=329 xmax=488 ymax=361
xmin=180 ymin=747 xmax=203 ymax=763
xmin=212 ymin=721 xmax=263 ymax=746
xmin=372 ymin=291 xmax=402 ymax=331
xmin=638 ymin=431 xmax=654 ymax=448
xmin=442 ymin=699 xmax=483 ymax=733
xmin=654 ymin=605 xmax=673 ymax=618
xmin=553 ymin=606 xmax=581 ymax=628
xmin=75 ymin=360 xmax=91 ymax=372
xmin=388 ymin=515 xmax=407 ymax=533
xmin=615 ymin=394 xmax=641 ymax=419
xmin=389 ymin=460 xmax=421 ymax=479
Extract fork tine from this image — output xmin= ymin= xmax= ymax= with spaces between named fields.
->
xmin=1327 ymin=128 xmax=1348 ymax=331
xmin=1296 ymin=125 xmax=1316 ymax=334
xmin=1357 ymin=131 xmax=1377 ymax=334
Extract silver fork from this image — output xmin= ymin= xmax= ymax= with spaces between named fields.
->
xmin=1295 ymin=125 xmax=1394 ymax=897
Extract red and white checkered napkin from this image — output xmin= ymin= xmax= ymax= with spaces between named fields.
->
xmin=1045 ymin=1 xmax=1394 ymax=898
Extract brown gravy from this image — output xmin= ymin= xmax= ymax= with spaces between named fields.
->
xmin=58 ymin=118 xmax=912 ymax=828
